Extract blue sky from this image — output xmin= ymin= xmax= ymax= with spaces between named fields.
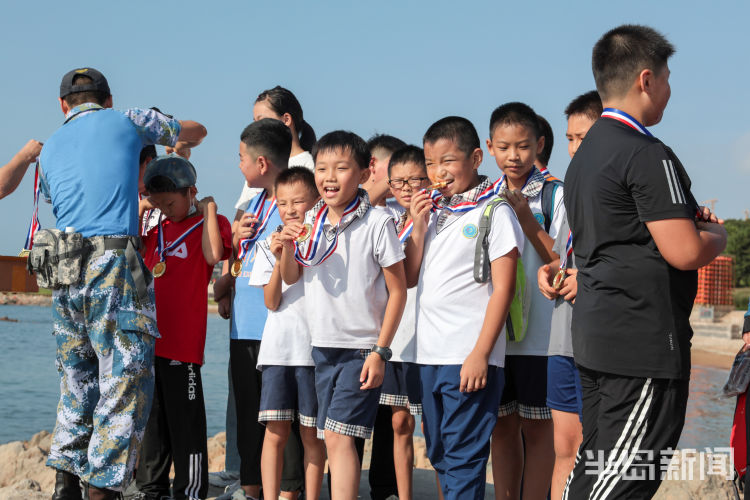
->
xmin=1 ymin=1 xmax=748 ymax=254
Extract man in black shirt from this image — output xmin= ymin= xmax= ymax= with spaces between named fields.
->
xmin=563 ymin=25 xmax=726 ymax=499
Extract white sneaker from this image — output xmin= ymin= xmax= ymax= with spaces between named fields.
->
xmin=213 ymin=480 xmax=242 ymax=500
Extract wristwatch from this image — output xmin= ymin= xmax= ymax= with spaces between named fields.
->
xmin=371 ymin=344 xmax=392 ymax=361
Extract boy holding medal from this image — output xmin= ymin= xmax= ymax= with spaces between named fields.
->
xmin=486 ymin=102 xmax=564 ymax=500
xmin=278 ymin=131 xmax=407 ymax=500
xmin=217 ymin=118 xmax=293 ymax=500
xmin=405 ymin=117 xmax=524 ymax=499
xmin=563 ymin=25 xmax=727 ymax=498
xmin=138 ymin=155 xmax=232 ymax=500
xmin=536 ymin=89 xmax=601 ymax=500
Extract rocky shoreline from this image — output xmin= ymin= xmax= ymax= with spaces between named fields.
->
xmin=0 ymin=292 xmax=52 ymax=307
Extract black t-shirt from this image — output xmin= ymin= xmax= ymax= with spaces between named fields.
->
xmin=563 ymin=117 xmax=699 ymax=380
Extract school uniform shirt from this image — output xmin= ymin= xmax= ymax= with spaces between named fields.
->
xmin=497 ymin=167 xmax=566 ymax=356
xmin=249 ymin=236 xmax=313 ymax=368
xmin=230 ymin=191 xmax=282 ymax=341
xmin=564 ymin=117 xmax=699 ymax=380
xmin=143 ymin=213 xmax=232 ymax=364
xmin=234 ymin=151 xmax=315 ymax=211
xmin=300 ymin=190 xmax=405 ymax=349
xmin=389 ymin=211 xmax=417 ymax=363
xmin=415 ymin=177 xmax=524 ymax=367
xmin=547 ymin=216 xmax=575 ymax=358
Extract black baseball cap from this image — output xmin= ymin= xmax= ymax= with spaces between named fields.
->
xmin=59 ymin=67 xmax=111 ymax=98
xmin=144 ymin=155 xmax=197 ymax=190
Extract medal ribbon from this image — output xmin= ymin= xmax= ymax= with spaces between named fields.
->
xmin=430 ymin=182 xmax=498 ymax=214
xmin=558 ymin=230 xmax=573 ymax=270
xmin=294 ymin=196 xmax=361 ymax=267
xmin=156 ymin=216 xmax=204 ymax=263
xmin=237 ymin=190 xmax=277 ymax=262
xmin=601 ymin=108 xmax=653 ymax=137
xmin=397 ymin=218 xmax=413 ymax=243
xmin=23 ymin=162 xmax=42 ymax=250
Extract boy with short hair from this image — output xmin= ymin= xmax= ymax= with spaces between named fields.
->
xmin=535 ymin=114 xmax=554 ymax=176
xmin=537 ymin=90 xmax=602 ymax=500
xmin=251 ymin=167 xmax=325 ymax=500
xmin=214 ymin=118 xmax=293 ymax=500
xmin=564 ymin=25 xmax=726 ymax=498
xmin=136 ymin=155 xmax=232 ymax=500
xmin=279 ymin=130 xmax=407 ymax=499
xmin=486 ymin=101 xmax=563 ymax=500
xmin=405 ymin=116 xmax=523 ymax=499
xmin=365 ymin=134 xmax=407 ymax=214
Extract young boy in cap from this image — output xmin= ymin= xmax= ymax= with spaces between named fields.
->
xmin=563 ymin=26 xmax=726 ymax=498
xmin=40 ymin=67 xmax=206 ymax=500
xmin=135 ymin=155 xmax=232 ymax=500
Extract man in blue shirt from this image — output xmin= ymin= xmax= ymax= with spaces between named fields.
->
xmin=41 ymin=67 xmax=207 ymax=500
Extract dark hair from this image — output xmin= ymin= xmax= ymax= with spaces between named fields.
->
xmin=367 ymin=134 xmax=407 ymax=157
xmin=275 ymin=166 xmax=318 ymax=198
xmin=536 ymin=115 xmax=553 ymax=166
xmin=592 ymin=24 xmax=675 ymax=100
xmin=256 ymin=86 xmax=316 ymax=152
xmin=312 ymin=130 xmax=370 ymax=170
xmin=565 ymin=90 xmax=603 ymax=121
xmin=423 ymin=116 xmax=480 ymax=156
xmin=139 ymin=145 xmax=157 ymax=166
xmin=240 ymin=118 xmax=293 ymax=168
xmin=63 ymin=74 xmax=109 ymax=107
xmin=387 ymin=145 xmax=426 ymax=178
xmin=144 ymin=175 xmax=189 ymax=195
xmin=489 ymin=102 xmax=540 ymax=139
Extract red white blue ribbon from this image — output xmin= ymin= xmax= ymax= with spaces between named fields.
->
xmin=237 ymin=190 xmax=277 ymax=263
xmin=601 ymin=108 xmax=653 ymax=137
xmin=430 ymin=182 xmax=499 ymax=214
xmin=559 ymin=230 xmax=573 ymax=270
xmin=397 ymin=218 xmax=413 ymax=243
xmin=156 ymin=215 xmax=204 ymax=262
xmin=23 ymin=162 xmax=42 ymax=250
xmin=294 ymin=196 xmax=361 ymax=267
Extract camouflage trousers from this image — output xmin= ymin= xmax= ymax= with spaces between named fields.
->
xmin=46 ymin=248 xmax=159 ymax=491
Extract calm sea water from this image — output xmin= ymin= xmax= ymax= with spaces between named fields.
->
xmin=0 ymin=304 xmax=737 ymax=451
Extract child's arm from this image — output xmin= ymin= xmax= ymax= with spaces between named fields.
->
xmin=404 ymin=190 xmax=433 ymax=288
xmin=504 ymin=190 xmax=556 ymax=264
xmin=263 ymin=233 xmax=284 ymax=310
xmin=0 ymin=139 xmax=42 ymax=200
xmin=461 ymin=249 xmax=518 ymax=393
xmin=139 ymin=197 xmax=155 ymax=219
xmin=360 ymin=260 xmax=407 ymax=390
xmin=278 ymin=222 xmax=304 ymax=285
xmin=537 ymin=261 xmax=560 ymax=300
xmin=197 ymin=196 xmax=224 ymax=266
xmin=646 ymin=219 xmax=727 ymax=270
xmin=213 ymin=272 xmax=234 ymax=301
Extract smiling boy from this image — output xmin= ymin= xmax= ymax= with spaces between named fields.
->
xmin=279 ymin=131 xmax=407 ymax=499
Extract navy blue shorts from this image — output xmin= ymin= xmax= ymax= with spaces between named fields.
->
xmin=311 ymin=347 xmax=381 ymax=440
xmin=380 ymin=361 xmax=422 ymax=415
xmin=258 ymin=365 xmax=318 ymax=428
xmin=546 ymin=355 xmax=583 ymax=418
xmin=499 ymin=355 xmax=551 ymax=419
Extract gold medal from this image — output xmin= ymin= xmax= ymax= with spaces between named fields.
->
xmin=152 ymin=261 xmax=166 ymax=278
xmin=552 ymin=268 xmax=566 ymax=290
xmin=296 ymin=223 xmax=313 ymax=242
xmin=230 ymin=260 xmax=243 ymax=278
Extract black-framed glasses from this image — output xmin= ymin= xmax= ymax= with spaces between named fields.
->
xmin=388 ymin=177 xmax=429 ymax=189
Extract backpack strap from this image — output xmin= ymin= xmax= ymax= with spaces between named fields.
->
xmin=541 ymin=179 xmax=563 ymax=233
xmin=474 ymin=196 xmax=510 ymax=284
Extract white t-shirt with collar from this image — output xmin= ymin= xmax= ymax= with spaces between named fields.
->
xmin=415 ymin=199 xmax=524 ymax=367
xmin=249 ymin=237 xmax=312 ymax=368
xmin=303 ymin=207 xmax=405 ymax=349
xmin=505 ymin=185 xmax=565 ymax=356
xmin=235 ymin=151 xmax=315 ymax=211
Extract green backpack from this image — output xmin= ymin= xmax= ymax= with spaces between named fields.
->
xmin=473 ymin=197 xmax=531 ymax=342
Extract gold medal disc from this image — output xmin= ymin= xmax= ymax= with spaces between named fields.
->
xmin=296 ymin=223 xmax=313 ymax=243
xmin=230 ymin=260 xmax=243 ymax=277
xmin=552 ymin=268 xmax=566 ymax=290
xmin=152 ymin=261 xmax=166 ymax=278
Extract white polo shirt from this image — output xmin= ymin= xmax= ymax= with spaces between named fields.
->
xmin=303 ymin=205 xmax=405 ymax=349
xmin=505 ymin=184 xmax=565 ymax=357
xmin=249 ymin=237 xmax=312 ymax=368
xmin=415 ymin=199 xmax=524 ymax=367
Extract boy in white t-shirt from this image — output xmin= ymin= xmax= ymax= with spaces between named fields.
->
xmin=485 ymin=102 xmax=566 ymax=500
xmin=278 ymin=131 xmax=407 ymax=499
xmin=406 ymin=116 xmax=524 ymax=499
xmin=249 ymin=167 xmax=324 ymax=500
